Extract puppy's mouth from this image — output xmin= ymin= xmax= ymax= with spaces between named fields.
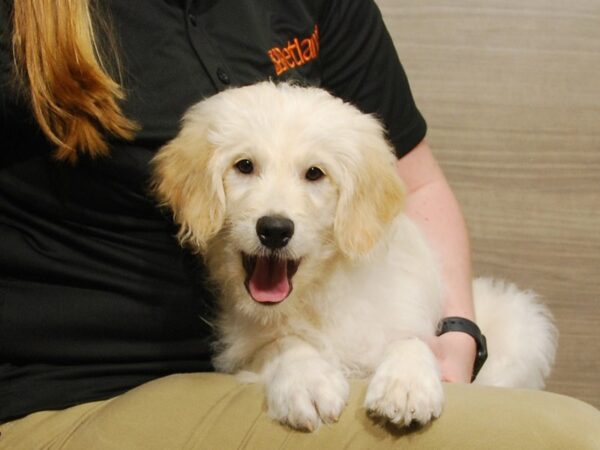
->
xmin=242 ymin=253 xmax=300 ymax=304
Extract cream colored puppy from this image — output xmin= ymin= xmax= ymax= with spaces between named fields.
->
xmin=152 ymin=82 xmax=557 ymax=431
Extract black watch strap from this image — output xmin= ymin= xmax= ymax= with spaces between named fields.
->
xmin=435 ymin=317 xmax=488 ymax=382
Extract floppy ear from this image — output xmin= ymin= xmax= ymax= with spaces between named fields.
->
xmin=151 ymin=105 xmax=225 ymax=252
xmin=334 ymin=131 xmax=406 ymax=259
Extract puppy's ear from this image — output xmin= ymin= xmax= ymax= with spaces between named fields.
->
xmin=334 ymin=129 xmax=406 ymax=259
xmin=151 ymin=105 xmax=225 ymax=252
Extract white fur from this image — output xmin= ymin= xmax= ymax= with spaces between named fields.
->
xmin=152 ymin=82 xmax=558 ymax=431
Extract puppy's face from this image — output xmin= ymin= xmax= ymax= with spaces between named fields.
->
xmin=152 ymin=83 xmax=405 ymax=314
xmin=215 ymin=114 xmax=340 ymax=307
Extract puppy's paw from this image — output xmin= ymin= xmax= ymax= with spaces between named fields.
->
xmin=266 ymin=359 xmax=349 ymax=431
xmin=364 ymin=339 xmax=444 ymax=427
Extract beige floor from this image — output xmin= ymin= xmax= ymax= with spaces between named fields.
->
xmin=376 ymin=0 xmax=600 ymax=408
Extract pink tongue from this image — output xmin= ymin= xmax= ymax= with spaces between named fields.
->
xmin=249 ymin=257 xmax=290 ymax=303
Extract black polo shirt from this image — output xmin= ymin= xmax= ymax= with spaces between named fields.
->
xmin=0 ymin=0 xmax=426 ymax=422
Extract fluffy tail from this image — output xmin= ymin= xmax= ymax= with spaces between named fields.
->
xmin=472 ymin=277 xmax=558 ymax=389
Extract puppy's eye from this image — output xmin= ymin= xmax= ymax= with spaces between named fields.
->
xmin=305 ymin=166 xmax=325 ymax=181
xmin=235 ymin=159 xmax=254 ymax=174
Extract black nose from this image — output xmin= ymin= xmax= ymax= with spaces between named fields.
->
xmin=256 ymin=215 xmax=294 ymax=249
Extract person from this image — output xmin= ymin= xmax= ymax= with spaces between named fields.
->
xmin=0 ymin=0 xmax=476 ymax=439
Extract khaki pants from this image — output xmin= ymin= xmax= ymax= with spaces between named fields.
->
xmin=1 ymin=373 xmax=599 ymax=449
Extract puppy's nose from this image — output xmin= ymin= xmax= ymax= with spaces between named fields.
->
xmin=256 ymin=215 xmax=294 ymax=249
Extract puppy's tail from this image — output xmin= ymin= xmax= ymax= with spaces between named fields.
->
xmin=472 ymin=277 xmax=558 ymax=389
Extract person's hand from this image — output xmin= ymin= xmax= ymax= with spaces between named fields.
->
xmin=429 ymin=331 xmax=477 ymax=383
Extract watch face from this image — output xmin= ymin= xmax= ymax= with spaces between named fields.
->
xmin=472 ymin=334 xmax=488 ymax=381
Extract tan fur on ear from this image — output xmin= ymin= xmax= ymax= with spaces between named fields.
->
xmin=151 ymin=122 xmax=225 ymax=252
xmin=334 ymin=137 xmax=406 ymax=259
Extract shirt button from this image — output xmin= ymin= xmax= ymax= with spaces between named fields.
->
xmin=188 ymin=14 xmax=197 ymax=27
xmin=216 ymin=68 xmax=230 ymax=85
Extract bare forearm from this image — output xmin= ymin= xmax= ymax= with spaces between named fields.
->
xmin=395 ymin=140 xmax=474 ymax=319
xmin=396 ymin=140 xmax=476 ymax=382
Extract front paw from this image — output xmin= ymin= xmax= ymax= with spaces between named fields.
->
xmin=266 ymin=359 xmax=349 ymax=431
xmin=364 ymin=339 xmax=444 ymax=427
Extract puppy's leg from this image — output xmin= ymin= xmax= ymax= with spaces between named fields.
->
xmin=365 ymin=337 xmax=443 ymax=427
xmin=251 ymin=336 xmax=349 ymax=431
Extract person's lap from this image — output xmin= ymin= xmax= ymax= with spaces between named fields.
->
xmin=1 ymin=373 xmax=599 ymax=449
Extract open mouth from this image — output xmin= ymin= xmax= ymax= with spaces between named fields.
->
xmin=242 ymin=253 xmax=300 ymax=304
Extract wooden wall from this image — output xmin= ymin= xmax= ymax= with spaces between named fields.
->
xmin=376 ymin=0 xmax=600 ymax=407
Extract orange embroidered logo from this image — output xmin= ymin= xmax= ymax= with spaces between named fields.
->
xmin=268 ymin=25 xmax=320 ymax=76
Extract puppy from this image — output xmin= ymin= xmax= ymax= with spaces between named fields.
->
xmin=152 ymin=82 xmax=557 ymax=431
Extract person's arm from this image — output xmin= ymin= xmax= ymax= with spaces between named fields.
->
xmin=396 ymin=139 xmax=477 ymax=383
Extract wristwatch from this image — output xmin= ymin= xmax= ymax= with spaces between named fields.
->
xmin=435 ymin=316 xmax=488 ymax=382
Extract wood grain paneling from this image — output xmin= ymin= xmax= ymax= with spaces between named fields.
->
xmin=376 ymin=0 xmax=600 ymax=407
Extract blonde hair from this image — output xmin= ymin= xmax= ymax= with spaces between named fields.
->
xmin=12 ymin=0 xmax=137 ymax=163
